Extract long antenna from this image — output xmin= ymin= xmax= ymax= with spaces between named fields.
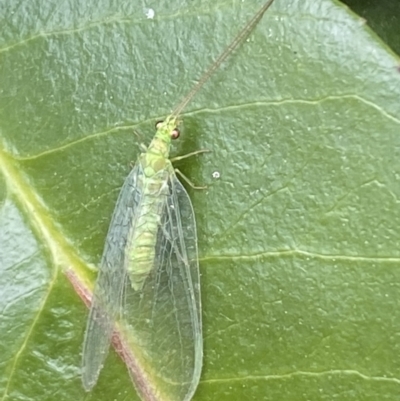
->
xmin=172 ymin=0 xmax=275 ymax=117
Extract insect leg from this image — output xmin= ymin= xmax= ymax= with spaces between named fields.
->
xmin=170 ymin=149 xmax=211 ymax=163
xmin=174 ymin=169 xmax=207 ymax=190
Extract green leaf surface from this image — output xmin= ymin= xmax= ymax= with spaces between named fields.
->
xmin=1 ymin=0 xmax=400 ymax=400
xmin=342 ymin=0 xmax=400 ymax=55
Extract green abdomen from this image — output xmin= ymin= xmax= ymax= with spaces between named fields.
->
xmin=127 ymin=173 xmax=168 ymax=291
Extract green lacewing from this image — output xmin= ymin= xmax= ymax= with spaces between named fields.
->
xmin=82 ymin=1 xmax=275 ymax=400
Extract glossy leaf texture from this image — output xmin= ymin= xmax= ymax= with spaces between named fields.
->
xmin=1 ymin=0 xmax=400 ymax=400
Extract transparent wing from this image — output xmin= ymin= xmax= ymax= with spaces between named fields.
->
xmin=121 ymin=167 xmax=202 ymax=401
xmin=82 ymin=163 xmax=143 ymax=391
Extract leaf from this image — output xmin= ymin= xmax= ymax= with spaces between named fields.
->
xmin=341 ymin=0 xmax=400 ymax=55
xmin=1 ymin=0 xmax=400 ymax=400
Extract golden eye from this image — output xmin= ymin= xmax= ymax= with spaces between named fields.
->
xmin=171 ymin=128 xmax=180 ymax=139
xmin=155 ymin=120 xmax=163 ymax=129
